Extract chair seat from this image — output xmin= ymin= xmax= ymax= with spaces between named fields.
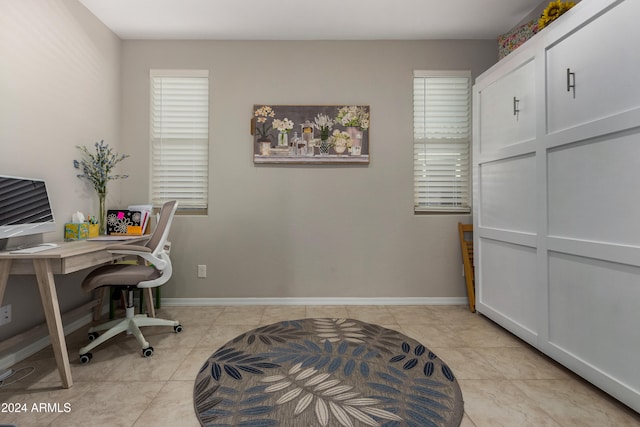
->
xmin=81 ymin=264 xmax=161 ymax=292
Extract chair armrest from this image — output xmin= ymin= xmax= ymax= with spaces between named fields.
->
xmin=107 ymin=244 xmax=152 ymax=253
xmin=108 ymin=247 xmax=168 ymax=270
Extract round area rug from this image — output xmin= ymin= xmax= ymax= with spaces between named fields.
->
xmin=194 ymin=318 xmax=463 ymax=427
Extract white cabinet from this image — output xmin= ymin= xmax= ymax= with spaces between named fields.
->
xmin=478 ymin=58 xmax=536 ymax=154
xmin=546 ymin=0 xmax=640 ymax=134
xmin=473 ymin=0 xmax=640 ymax=413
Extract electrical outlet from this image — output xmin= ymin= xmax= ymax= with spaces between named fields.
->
xmin=197 ymin=264 xmax=207 ymax=278
xmin=0 ymin=305 xmax=11 ymax=326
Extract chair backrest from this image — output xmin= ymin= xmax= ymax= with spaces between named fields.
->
xmin=146 ymin=200 xmax=178 ymax=256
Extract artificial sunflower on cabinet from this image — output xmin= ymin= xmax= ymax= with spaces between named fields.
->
xmin=538 ymin=0 xmax=576 ymax=30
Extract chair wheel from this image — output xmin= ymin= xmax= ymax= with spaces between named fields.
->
xmin=79 ymin=353 xmax=93 ymax=364
xmin=88 ymin=332 xmax=100 ymax=341
xmin=174 ymin=324 xmax=183 ymax=333
xmin=142 ymin=347 xmax=154 ymax=358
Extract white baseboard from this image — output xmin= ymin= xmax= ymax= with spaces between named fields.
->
xmin=160 ymin=297 xmax=468 ymax=306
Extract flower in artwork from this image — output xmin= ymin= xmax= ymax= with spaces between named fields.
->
xmin=313 ymin=113 xmax=334 ymax=140
xmin=254 ymin=105 xmax=276 ymax=141
xmin=329 ymin=129 xmax=352 ymax=148
xmin=336 ymin=105 xmax=370 ymax=130
xmin=272 ymin=118 xmax=294 ymax=133
xmin=538 ymin=0 xmax=576 ymax=30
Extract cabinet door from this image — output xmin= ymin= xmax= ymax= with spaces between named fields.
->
xmin=546 ymin=0 xmax=640 ymax=134
xmin=478 ymin=59 xmax=536 ymax=155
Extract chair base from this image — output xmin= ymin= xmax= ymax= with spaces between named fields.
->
xmin=79 ymin=305 xmax=181 ymax=362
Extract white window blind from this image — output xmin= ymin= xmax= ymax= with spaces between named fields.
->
xmin=150 ymin=70 xmax=209 ymax=212
xmin=413 ymin=70 xmax=471 ymax=212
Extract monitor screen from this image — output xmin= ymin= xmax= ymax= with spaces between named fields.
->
xmin=0 ymin=176 xmax=56 ymax=239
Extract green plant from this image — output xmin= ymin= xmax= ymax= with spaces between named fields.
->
xmin=73 ymin=140 xmax=129 ymax=195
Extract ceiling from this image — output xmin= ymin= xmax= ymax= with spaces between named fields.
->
xmin=79 ymin=0 xmax=542 ymax=41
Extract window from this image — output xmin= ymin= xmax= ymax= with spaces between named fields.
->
xmin=150 ymin=70 xmax=209 ymax=213
xmin=413 ymin=70 xmax=471 ymax=212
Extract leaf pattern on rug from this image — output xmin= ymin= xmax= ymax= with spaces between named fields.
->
xmin=313 ymin=318 xmax=369 ymax=343
xmin=194 ymin=318 xmax=464 ymax=427
xmin=368 ymin=344 xmax=459 ymax=427
xmin=194 ymin=375 xmax=222 ymax=422
xmin=261 ymin=362 xmax=404 ymax=426
xmin=311 ymin=319 xmax=408 ymax=356
xmin=264 ymin=337 xmax=380 ymax=379
xmin=358 ymin=321 xmax=405 ymax=355
xmin=202 ymin=346 xmax=281 ymax=381
xmin=195 ymin=382 xmax=279 ymax=425
xmin=233 ymin=322 xmax=310 ymax=346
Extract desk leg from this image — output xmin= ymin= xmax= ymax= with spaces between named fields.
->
xmin=0 ymin=260 xmax=12 ymax=382
xmin=33 ymin=259 xmax=73 ymax=389
xmin=0 ymin=259 xmax=11 ymax=305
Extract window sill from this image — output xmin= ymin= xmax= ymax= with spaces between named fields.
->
xmin=414 ymin=207 xmax=471 ymax=215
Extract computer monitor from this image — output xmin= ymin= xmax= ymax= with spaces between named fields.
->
xmin=0 ymin=175 xmax=56 ymax=240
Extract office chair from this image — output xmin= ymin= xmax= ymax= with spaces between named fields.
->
xmin=78 ymin=200 xmax=182 ymax=363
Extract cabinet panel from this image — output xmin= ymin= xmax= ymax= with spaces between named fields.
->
xmin=548 ymin=128 xmax=640 ymax=246
xmin=479 ymin=154 xmax=536 ymax=233
xmin=546 ymin=0 xmax=640 ymax=133
xmin=548 ymin=252 xmax=640 ymax=392
xmin=479 ymin=59 xmax=536 ymax=153
xmin=479 ymin=238 xmax=538 ymax=334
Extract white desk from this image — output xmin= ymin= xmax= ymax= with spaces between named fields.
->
xmin=0 ymin=238 xmax=147 ymax=389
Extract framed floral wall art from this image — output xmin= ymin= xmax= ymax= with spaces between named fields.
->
xmin=252 ymin=105 xmax=370 ymax=165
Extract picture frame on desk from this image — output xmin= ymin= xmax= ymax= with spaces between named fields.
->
xmin=106 ymin=205 xmax=151 ymax=236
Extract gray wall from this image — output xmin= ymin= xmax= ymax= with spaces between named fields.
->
xmin=0 ymin=1 xmax=497 ymax=345
xmin=0 ymin=0 xmax=121 ymax=340
xmin=120 ymin=40 xmax=497 ymax=300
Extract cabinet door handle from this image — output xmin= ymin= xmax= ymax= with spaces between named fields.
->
xmin=513 ymin=96 xmax=520 ymax=119
xmin=566 ymin=68 xmax=576 ymax=98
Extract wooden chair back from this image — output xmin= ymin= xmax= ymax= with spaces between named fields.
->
xmin=458 ymin=223 xmax=475 ymax=312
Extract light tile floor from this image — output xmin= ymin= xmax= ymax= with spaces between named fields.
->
xmin=1 ymin=305 xmax=639 ymax=426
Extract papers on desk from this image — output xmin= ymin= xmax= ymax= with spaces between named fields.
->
xmin=128 ymin=204 xmax=152 ymax=234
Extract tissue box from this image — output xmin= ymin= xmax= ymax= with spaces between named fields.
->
xmin=64 ymin=223 xmax=90 ymax=241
